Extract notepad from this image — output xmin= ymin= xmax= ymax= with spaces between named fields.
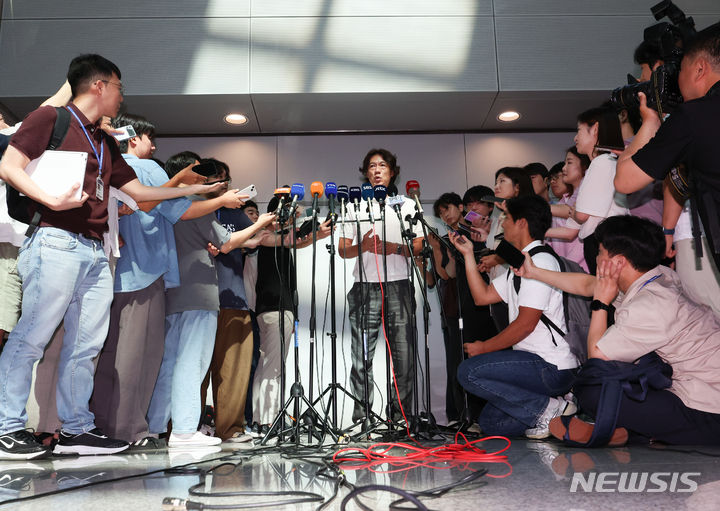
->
xmin=24 ymin=150 xmax=88 ymax=201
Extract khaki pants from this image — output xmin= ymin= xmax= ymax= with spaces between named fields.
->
xmin=201 ymin=309 xmax=254 ymax=440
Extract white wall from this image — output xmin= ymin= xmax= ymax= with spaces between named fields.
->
xmin=155 ymin=130 xmax=574 ymax=426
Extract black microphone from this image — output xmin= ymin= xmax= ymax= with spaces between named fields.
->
xmin=349 ymin=186 xmax=361 ymax=211
xmin=373 ymin=184 xmax=387 ymax=206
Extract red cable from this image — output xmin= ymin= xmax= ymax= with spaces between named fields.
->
xmin=348 ymin=224 xmax=513 ymax=480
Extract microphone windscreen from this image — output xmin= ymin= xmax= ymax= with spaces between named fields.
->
xmin=336 ymin=185 xmax=349 ymax=201
xmin=310 ymin=181 xmax=324 ymax=197
xmin=325 ymin=182 xmax=337 ymax=197
xmin=290 ymin=183 xmax=305 ymax=200
xmin=361 ymin=183 xmax=374 ymax=201
xmin=349 ymin=186 xmax=362 ymax=202
xmin=373 ymin=185 xmax=387 ymax=201
xmin=274 ymin=187 xmax=291 ymax=199
xmin=406 ymin=180 xmax=420 ymax=197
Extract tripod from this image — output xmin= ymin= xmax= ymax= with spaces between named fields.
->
xmin=261 ymin=208 xmax=336 ymax=446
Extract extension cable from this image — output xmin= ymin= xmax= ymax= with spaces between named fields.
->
xmin=162 ymin=497 xmax=203 ymax=510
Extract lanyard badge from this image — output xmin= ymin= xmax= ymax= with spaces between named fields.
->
xmin=66 ymin=106 xmax=105 ymax=200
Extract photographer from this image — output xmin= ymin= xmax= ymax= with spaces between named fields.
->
xmin=615 ymin=22 xmax=720 ymax=271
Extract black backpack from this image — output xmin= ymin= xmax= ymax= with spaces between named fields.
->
xmin=6 ymin=107 xmax=71 ymax=236
xmin=510 ymin=244 xmax=592 ymax=363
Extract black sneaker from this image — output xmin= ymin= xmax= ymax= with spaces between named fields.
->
xmin=53 ymin=428 xmax=129 ymax=456
xmin=128 ymin=436 xmax=166 ymax=452
xmin=0 ymin=461 xmax=44 ymax=491
xmin=0 ymin=430 xmax=51 ymax=460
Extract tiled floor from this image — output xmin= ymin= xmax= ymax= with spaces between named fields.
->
xmin=1 ymin=432 xmax=719 ymax=510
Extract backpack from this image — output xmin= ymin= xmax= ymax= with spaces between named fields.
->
xmin=510 ymin=244 xmax=591 ymax=363
xmin=6 ymin=107 xmax=71 ymax=236
xmin=564 ymin=352 xmax=673 ymax=447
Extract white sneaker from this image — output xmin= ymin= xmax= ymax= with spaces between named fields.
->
xmin=168 ymin=432 xmax=221 ymax=448
xmin=525 ymin=396 xmax=577 ymax=439
xmin=226 ymin=432 xmax=253 ymax=443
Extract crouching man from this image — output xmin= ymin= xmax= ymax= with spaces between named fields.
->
xmin=518 ymin=215 xmax=720 ymax=445
xmin=449 ymin=195 xmax=579 ymax=438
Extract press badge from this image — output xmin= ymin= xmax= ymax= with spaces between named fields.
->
xmin=96 ymin=176 xmax=104 ymax=201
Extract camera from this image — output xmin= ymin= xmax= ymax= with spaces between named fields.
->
xmin=610 ymin=0 xmax=696 ymax=114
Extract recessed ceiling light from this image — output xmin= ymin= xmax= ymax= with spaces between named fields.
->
xmin=498 ymin=111 xmax=521 ymax=122
xmin=224 ymin=113 xmax=248 ymax=125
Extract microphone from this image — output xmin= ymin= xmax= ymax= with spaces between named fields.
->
xmin=336 ymin=185 xmax=349 ymax=203
xmin=373 ymin=184 xmax=387 ymax=206
xmin=349 ymin=186 xmax=362 ymax=211
xmin=325 ymin=182 xmax=337 ymax=221
xmin=406 ymin=180 xmax=423 ymax=214
xmin=273 ymin=187 xmax=291 ymax=213
xmin=310 ymin=180 xmax=324 ymax=220
xmin=288 ymin=183 xmax=305 ymax=218
xmin=361 ymin=183 xmax=375 ymax=223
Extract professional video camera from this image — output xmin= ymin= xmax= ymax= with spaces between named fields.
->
xmin=611 ymin=0 xmax=696 ymax=114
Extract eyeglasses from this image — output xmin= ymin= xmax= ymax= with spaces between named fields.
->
xmin=100 ymin=79 xmax=125 ymax=95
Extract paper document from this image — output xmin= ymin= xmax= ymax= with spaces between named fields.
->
xmin=25 ymin=150 xmax=88 ymax=201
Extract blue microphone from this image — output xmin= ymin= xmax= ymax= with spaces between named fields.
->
xmin=288 ymin=183 xmax=305 ymax=217
xmin=373 ymin=184 xmax=387 ymax=205
xmin=349 ymin=186 xmax=362 ymax=211
xmin=361 ymin=183 xmax=375 ymax=223
xmin=325 ymin=182 xmax=337 ymax=198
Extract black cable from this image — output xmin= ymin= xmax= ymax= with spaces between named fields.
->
xmin=341 ymin=485 xmax=428 ymax=511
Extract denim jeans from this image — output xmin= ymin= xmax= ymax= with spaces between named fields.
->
xmin=147 ymin=310 xmax=217 ymax=435
xmin=347 ymin=280 xmax=415 ymax=422
xmin=0 ymin=227 xmax=112 ymax=435
xmin=457 ymin=349 xmax=576 ymax=436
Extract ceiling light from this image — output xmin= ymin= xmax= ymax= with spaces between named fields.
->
xmin=224 ymin=113 xmax=248 ymax=125
xmin=498 ymin=111 xmax=521 ymax=122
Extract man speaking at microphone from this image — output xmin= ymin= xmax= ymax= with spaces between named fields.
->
xmin=338 ymin=148 xmax=424 ymax=424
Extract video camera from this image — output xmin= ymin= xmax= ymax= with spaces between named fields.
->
xmin=610 ymin=0 xmax=696 ymax=114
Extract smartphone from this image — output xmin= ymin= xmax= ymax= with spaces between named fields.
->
xmin=464 ymin=211 xmax=483 ymax=223
xmin=456 ymin=223 xmax=473 ymax=236
xmin=192 ymin=161 xmax=219 ymax=177
xmin=237 ymin=184 xmax=257 ymax=199
xmin=481 ymin=195 xmax=505 ymax=203
xmin=297 ymin=218 xmax=314 ymax=238
xmin=112 ymin=125 xmax=137 ymax=142
xmin=495 ymin=239 xmax=526 ymax=269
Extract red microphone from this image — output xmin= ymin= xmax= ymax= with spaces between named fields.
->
xmin=405 ymin=180 xmax=423 ymax=213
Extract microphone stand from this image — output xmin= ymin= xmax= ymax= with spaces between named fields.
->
xmin=306 ymin=195 xmax=319 ymax=442
xmin=262 ymin=210 xmax=336 ymax=446
xmin=401 ymin=207 xmax=436 ymax=437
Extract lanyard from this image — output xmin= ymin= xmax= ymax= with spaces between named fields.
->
xmin=66 ymin=105 xmax=104 ymax=176
xmin=639 ymin=273 xmax=661 ymax=290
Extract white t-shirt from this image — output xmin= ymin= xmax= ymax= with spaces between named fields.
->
xmin=575 ymin=153 xmax=629 ymax=240
xmin=491 ymin=240 xmax=579 ymax=370
xmin=339 ymin=196 xmax=424 ymax=282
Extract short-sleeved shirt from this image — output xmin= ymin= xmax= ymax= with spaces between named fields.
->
xmin=633 ymin=80 xmax=720 ymax=263
xmin=597 ymin=265 xmax=720 ymax=414
xmin=339 ymin=197 xmax=424 ymax=282
xmin=215 ymin=207 xmax=253 ymax=310
xmin=575 ymin=153 xmax=629 ymax=240
xmin=114 ymin=154 xmax=191 ymax=293
xmin=9 ymin=105 xmax=136 ymax=239
xmin=165 ymin=204 xmax=231 ymax=315
xmin=492 ymin=240 xmax=578 ymax=370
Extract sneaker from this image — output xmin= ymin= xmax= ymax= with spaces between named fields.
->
xmin=168 ymin=432 xmax=222 ymax=448
xmin=129 ymin=436 xmax=166 ymax=452
xmin=0 ymin=430 xmax=52 ymax=460
xmin=226 ymin=432 xmax=253 ymax=443
xmin=525 ymin=397 xmax=578 ymax=439
xmin=53 ymin=428 xmax=129 ymax=456
xmin=0 ymin=461 xmax=44 ymax=491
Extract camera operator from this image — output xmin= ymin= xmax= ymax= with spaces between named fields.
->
xmin=615 ymin=22 xmax=720 ymax=272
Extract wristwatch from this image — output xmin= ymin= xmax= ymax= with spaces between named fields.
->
xmin=396 ymin=243 xmax=403 ymax=256
xmin=590 ymin=299 xmax=613 ymax=313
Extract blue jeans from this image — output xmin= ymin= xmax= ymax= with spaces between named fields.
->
xmin=457 ymin=350 xmax=576 ymax=436
xmin=0 ymin=227 xmax=112 ymax=434
xmin=147 ymin=310 xmax=217 ymax=435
